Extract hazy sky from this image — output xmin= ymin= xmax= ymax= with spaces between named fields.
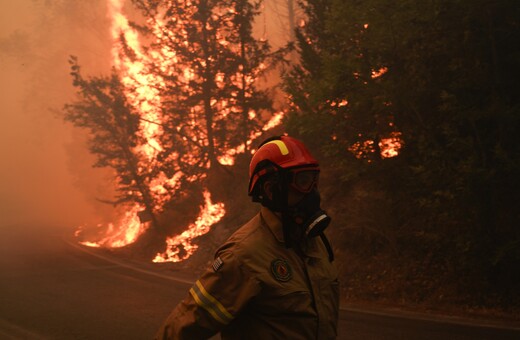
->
xmin=0 ymin=0 xmax=115 ymax=230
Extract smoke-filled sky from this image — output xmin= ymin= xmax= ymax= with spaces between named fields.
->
xmin=0 ymin=0 xmax=295 ymax=231
xmin=0 ymin=0 xmax=116 ymax=230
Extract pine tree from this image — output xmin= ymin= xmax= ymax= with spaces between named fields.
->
xmin=63 ymin=1 xmax=286 ymax=239
xmin=284 ymin=0 xmax=397 ymax=170
xmin=284 ymin=0 xmax=520 ymax=305
xmin=131 ymin=0 xmax=276 ymax=175
xmin=64 ymin=56 xmax=162 ymax=232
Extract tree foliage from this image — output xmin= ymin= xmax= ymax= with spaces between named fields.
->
xmin=63 ymin=1 xmax=283 ymax=235
xmin=284 ymin=0 xmax=520 ymax=305
xmin=64 ymin=56 xmax=161 ymax=229
xmin=131 ymin=0 xmax=277 ymax=171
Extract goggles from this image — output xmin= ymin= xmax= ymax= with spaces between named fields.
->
xmin=288 ymin=168 xmax=320 ymax=193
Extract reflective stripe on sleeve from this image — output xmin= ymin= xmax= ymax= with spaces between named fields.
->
xmin=189 ymin=280 xmax=234 ymax=325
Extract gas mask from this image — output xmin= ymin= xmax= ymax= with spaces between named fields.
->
xmin=284 ymin=189 xmax=331 ymax=238
xmin=258 ymin=167 xmax=331 ymax=244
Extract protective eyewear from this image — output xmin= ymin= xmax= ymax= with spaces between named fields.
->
xmin=289 ymin=169 xmax=320 ymax=193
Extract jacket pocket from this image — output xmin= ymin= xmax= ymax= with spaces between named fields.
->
xmin=318 ymin=279 xmax=340 ymax=339
xmin=276 ymin=289 xmax=314 ymax=313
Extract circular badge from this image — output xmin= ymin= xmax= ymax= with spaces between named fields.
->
xmin=271 ymin=258 xmax=292 ymax=282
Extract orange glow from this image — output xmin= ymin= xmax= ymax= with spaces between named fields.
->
xmin=77 ymin=204 xmax=150 ymax=248
xmin=109 ymin=0 xmax=164 ymax=161
xmin=217 ymin=111 xmax=285 ymax=166
xmin=78 ymin=0 xmax=168 ymax=249
xmin=349 ymin=139 xmax=376 ymax=159
xmin=349 ymin=132 xmax=403 ymax=160
xmin=77 ymin=0 xmax=282 ymax=261
xmin=153 ymin=190 xmax=225 ymax=263
xmin=379 ymin=131 xmax=403 ymax=158
xmin=371 ymin=67 xmax=388 ymax=79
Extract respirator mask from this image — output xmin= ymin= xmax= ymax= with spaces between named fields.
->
xmin=281 ymin=169 xmax=331 ymax=241
xmin=286 ymin=189 xmax=331 ymax=237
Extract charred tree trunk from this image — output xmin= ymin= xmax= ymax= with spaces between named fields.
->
xmin=128 ymin=161 xmax=162 ymax=233
xmin=237 ymin=1 xmax=250 ymax=152
xmin=114 ymin=112 xmax=163 ymax=234
xmin=200 ymin=0 xmax=217 ymax=167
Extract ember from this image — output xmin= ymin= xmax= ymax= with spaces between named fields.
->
xmin=379 ymin=131 xmax=403 ymax=158
xmin=349 ymin=131 xmax=403 ymax=160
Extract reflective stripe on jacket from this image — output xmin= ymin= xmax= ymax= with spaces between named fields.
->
xmin=155 ymin=207 xmax=339 ymax=339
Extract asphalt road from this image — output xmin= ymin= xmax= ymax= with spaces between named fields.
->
xmin=1 ymin=225 xmax=518 ymax=339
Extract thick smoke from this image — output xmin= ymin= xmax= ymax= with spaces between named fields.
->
xmin=0 ymin=0 xmax=297 ymax=233
xmin=0 ymin=0 xmax=115 ymax=230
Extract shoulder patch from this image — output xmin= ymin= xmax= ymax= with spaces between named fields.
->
xmin=212 ymin=256 xmax=224 ymax=272
xmin=271 ymin=258 xmax=292 ymax=282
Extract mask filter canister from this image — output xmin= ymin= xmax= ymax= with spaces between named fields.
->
xmin=289 ymin=190 xmax=331 ymax=238
xmin=305 ymin=211 xmax=331 ymax=237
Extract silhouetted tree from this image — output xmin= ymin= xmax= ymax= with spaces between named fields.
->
xmin=64 ymin=56 xmax=162 ymax=232
xmin=63 ymin=1 xmax=287 ymax=237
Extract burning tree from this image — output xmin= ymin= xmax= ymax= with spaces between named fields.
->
xmin=64 ymin=0 xmax=286 ymax=253
xmin=284 ymin=0 xmax=400 ymax=166
xmin=64 ymin=56 xmax=162 ymax=233
xmin=284 ymin=0 xmax=520 ymax=307
xmin=131 ymin=0 xmax=281 ymax=171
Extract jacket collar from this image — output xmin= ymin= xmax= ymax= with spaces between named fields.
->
xmin=260 ymin=206 xmax=285 ymax=244
xmin=260 ymin=207 xmax=323 ymax=258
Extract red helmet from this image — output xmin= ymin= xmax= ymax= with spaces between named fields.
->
xmin=248 ymin=136 xmax=319 ymax=196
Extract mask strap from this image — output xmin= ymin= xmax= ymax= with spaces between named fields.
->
xmin=278 ymin=170 xmax=293 ymax=249
xmin=319 ymin=233 xmax=334 ymax=262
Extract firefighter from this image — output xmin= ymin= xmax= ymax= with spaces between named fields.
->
xmin=155 ymin=135 xmax=339 ymax=340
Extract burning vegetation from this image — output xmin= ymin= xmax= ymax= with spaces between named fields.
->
xmin=65 ymin=0 xmax=404 ymax=263
xmin=60 ymin=0 xmax=520 ymax=316
xmin=153 ymin=189 xmax=225 ymax=262
xmin=65 ymin=0 xmax=290 ymax=261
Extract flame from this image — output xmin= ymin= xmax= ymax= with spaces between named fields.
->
xmin=77 ymin=0 xmax=159 ymax=248
xmin=77 ymin=0 xmax=281 ymax=259
xmin=109 ymin=0 xmax=165 ymax=161
xmin=379 ymin=131 xmax=403 ymax=158
xmin=153 ymin=190 xmax=225 ymax=263
xmin=217 ymin=110 xmax=285 ymax=166
xmin=77 ymin=204 xmax=150 ymax=248
xmin=371 ymin=67 xmax=388 ymax=79
xmin=349 ymin=139 xmax=376 ymax=160
xmin=349 ymin=132 xmax=403 ymax=160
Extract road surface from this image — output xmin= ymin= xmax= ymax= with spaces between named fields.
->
xmin=1 ymin=225 xmax=518 ymax=339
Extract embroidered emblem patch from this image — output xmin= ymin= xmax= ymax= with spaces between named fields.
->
xmin=212 ymin=257 xmax=224 ymax=272
xmin=271 ymin=258 xmax=292 ymax=282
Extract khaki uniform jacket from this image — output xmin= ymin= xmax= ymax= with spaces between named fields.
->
xmin=156 ymin=207 xmax=340 ymax=340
